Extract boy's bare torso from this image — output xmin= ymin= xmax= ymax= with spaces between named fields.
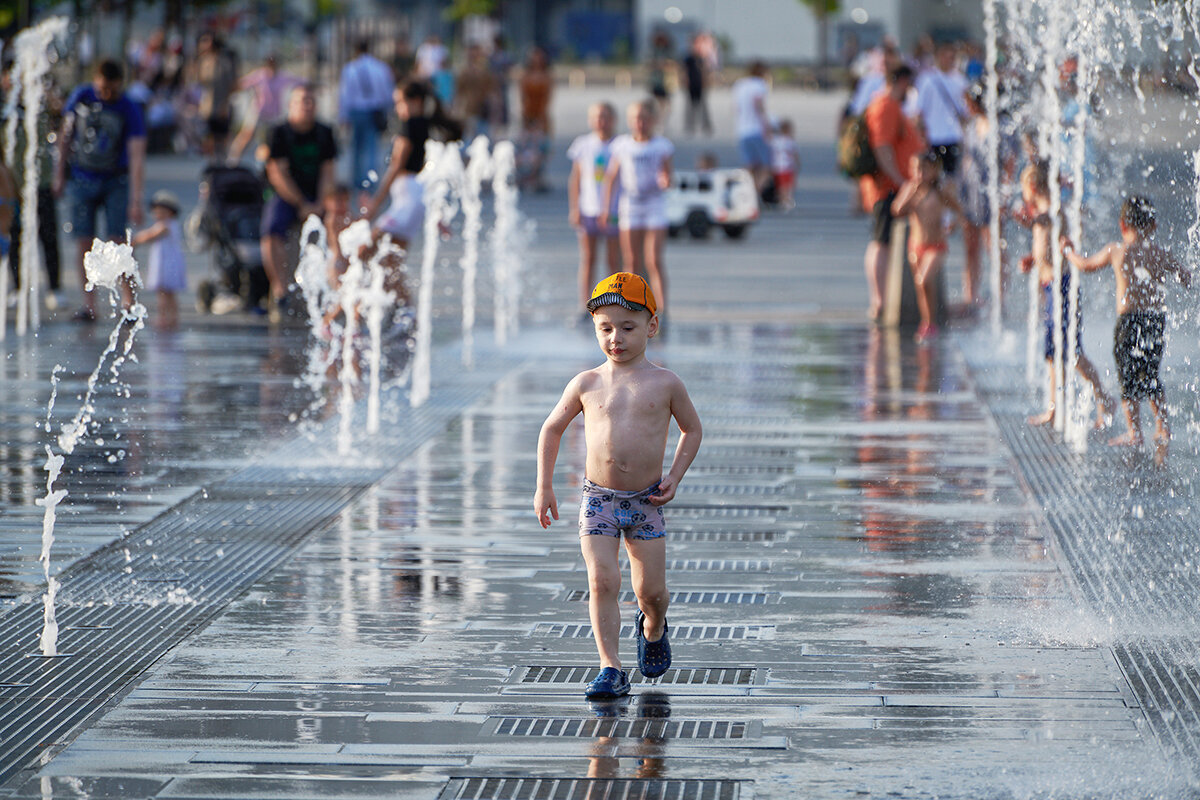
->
xmin=578 ymin=362 xmax=678 ymax=491
xmin=1031 ymin=209 xmax=1055 ymax=285
xmin=1110 ymin=239 xmax=1173 ymax=315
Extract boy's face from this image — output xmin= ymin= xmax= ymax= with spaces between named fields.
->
xmin=628 ymin=105 xmax=654 ymax=138
xmin=592 ymin=305 xmax=657 ymax=364
xmin=591 ymin=105 xmax=615 ymax=137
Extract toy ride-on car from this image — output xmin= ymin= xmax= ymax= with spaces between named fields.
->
xmin=666 ymin=168 xmax=759 ymax=240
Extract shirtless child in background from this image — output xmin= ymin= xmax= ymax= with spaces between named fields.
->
xmin=892 ymin=152 xmax=962 ymax=343
xmin=535 ymin=272 xmax=702 ymax=700
xmin=1064 ymin=195 xmax=1191 ymax=462
xmin=1018 ymin=161 xmax=1112 ymax=429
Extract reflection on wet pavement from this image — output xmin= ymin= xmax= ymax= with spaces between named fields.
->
xmin=3 ymin=322 xmax=1187 ymax=798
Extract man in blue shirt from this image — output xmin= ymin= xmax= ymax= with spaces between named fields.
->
xmin=54 ymin=58 xmax=147 ymax=321
xmin=338 ymin=40 xmax=394 ymax=195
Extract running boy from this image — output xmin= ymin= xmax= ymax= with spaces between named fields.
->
xmin=567 ymin=102 xmax=621 ymax=311
xmin=892 ymin=152 xmax=962 ymax=343
xmin=1017 ymin=161 xmax=1112 ymax=428
xmin=535 ymin=272 xmax=702 ymax=699
xmin=602 ymin=100 xmax=674 ymax=317
xmin=1063 ymin=195 xmax=1191 ymax=461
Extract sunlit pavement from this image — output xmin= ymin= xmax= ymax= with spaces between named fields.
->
xmin=2 ymin=89 xmax=1200 ymax=798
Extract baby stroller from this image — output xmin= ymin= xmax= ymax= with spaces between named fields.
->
xmin=189 ymin=164 xmax=270 ymax=314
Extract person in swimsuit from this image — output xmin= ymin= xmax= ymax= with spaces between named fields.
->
xmin=1064 ymin=195 xmax=1191 ymax=463
xmin=892 ymin=152 xmax=962 ymax=343
xmin=1017 ymin=161 xmax=1113 ymax=429
xmin=535 ymin=272 xmax=702 ymax=700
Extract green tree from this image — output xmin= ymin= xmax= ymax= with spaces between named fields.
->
xmin=797 ymin=0 xmax=840 ymax=88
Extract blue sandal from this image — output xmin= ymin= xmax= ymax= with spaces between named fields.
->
xmin=585 ymin=667 xmax=630 ymax=699
xmin=635 ymin=609 xmax=671 ymax=678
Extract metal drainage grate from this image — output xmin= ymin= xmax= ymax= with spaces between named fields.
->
xmin=515 ymin=666 xmax=761 ymax=686
xmin=564 ymin=590 xmax=776 ymax=605
xmin=488 ymin=717 xmax=748 ymax=740
xmin=531 ymin=623 xmax=775 ymax=641
xmin=441 ymin=777 xmax=748 ymax=800
xmin=665 ymin=559 xmax=770 ymax=572
xmin=671 ymin=531 xmax=780 ymax=543
xmin=670 ymin=505 xmax=787 ymax=519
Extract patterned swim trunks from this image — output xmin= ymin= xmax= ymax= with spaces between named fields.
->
xmin=578 ymin=479 xmax=666 ymax=540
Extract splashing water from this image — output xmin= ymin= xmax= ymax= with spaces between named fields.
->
xmin=411 ymin=141 xmax=463 ymax=407
xmin=3 ymin=17 xmax=69 ymax=336
xmin=461 ymin=136 xmax=495 ymax=368
xmin=489 ymin=141 xmax=521 ymax=346
xmin=37 ymin=239 xmax=145 ymax=656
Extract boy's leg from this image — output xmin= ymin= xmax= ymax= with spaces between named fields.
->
xmin=1109 ymin=398 xmax=1142 ymax=446
xmin=643 ymin=228 xmax=667 ymax=315
xmin=962 ymin=224 xmax=981 ymax=306
xmin=622 ymin=228 xmax=644 ymax=274
xmin=624 ymin=536 xmax=668 ymax=642
xmin=580 ymin=534 xmax=624 ymax=669
xmin=577 ymin=230 xmax=597 ymax=308
xmin=1073 ymin=351 xmax=1113 ymax=426
xmin=912 ymin=252 xmax=938 ymax=330
xmin=1028 ymin=360 xmax=1056 ymax=426
xmin=604 ymin=233 xmax=621 ymax=276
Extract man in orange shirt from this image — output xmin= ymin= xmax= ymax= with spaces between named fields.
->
xmin=860 ymin=65 xmax=923 ymax=321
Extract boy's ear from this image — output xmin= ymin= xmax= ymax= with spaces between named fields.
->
xmin=648 ymin=313 xmax=660 ymax=337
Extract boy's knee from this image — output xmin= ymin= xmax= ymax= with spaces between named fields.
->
xmin=634 ymin=585 xmax=669 ymax=609
xmin=587 ymin=566 xmax=621 ymax=598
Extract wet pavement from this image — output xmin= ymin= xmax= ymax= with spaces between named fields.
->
xmin=2 ymin=90 xmax=1200 ymax=798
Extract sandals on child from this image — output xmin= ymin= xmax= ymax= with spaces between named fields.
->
xmin=635 ymin=609 xmax=671 ymax=678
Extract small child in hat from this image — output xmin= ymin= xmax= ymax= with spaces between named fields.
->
xmin=131 ymin=190 xmax=187 ymax=329
xmin=535 ymin=272 xmax=703 ymax=700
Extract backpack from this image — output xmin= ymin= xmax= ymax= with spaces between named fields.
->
xmin=70 ymin=99 xmax=128 ymax=174
xmin=837 ymin=114 xmax=877 ymax=178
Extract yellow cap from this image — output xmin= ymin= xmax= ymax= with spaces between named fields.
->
xmin=587 ymin=272 xmax=657 ymax=315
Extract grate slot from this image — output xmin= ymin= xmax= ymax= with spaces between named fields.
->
xmin=530 ymin=623 xmax=774 ymax=640
xmin=516 ymin=666 xmax=760 ymax=686
xmin=487 ymin=716 xmax=747 ymax=740
xmin=442 ymin=777 xmax=748 ymax=800
xmin=564 ymin=590 xmax=776 ymax=605
xmin=671 ymin=531 xmax=780 ymax=543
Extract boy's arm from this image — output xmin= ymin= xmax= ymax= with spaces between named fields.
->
xmin=648 ymin=377 xmax=702 ymax=506
xmin=890 ymin=180 xmax=920 ymax=217
xmin=534 ymin=377 xmax=585 ymax=528
xmin=130 ymin=220 xmax=169 ymax=247
xmin=1063 ymin=240 xmax=1115 ymax=273
xmin=567 ymin=161 xmax=581 ymax=226
xmin=601 ymin=160 xmax=620 ymax=229
xmin=1166 ymin=249 xmax=1192 ymax=289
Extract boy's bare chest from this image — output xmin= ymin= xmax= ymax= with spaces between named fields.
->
xmin=582 ymin=381 xmax=670 ymax=422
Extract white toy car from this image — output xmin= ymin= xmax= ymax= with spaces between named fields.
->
xmin=666 ymin=168 xmax=759 ymax=239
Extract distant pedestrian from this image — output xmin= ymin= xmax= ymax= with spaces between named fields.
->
xmin=228 ymin=55 xmax=300 ymax=164
xmin=859 ymin=64 xmax=922 ymax=322
xmin=131 ymin=190 xmax=186 ymax=329
xmin=602 ymin=100 xmax=674 ymax=317
xmin=1064 ymin=196 xmax=1191 ymax=462
xmin=681 ymin=33 xmax=712 ymax=137
xmin=535 ymin=271 xmax=702 ymax=700
xmin=193 ymin=32 xmax=238 ymax=158
xmin=260 ymin=84 xmax=338 ymax=321
xmin=454 ymin=44 xmax=498 ymax=140
xmin=915 ymin=41 xmax=969 ymax=180
xmin=732 ymin=61 xmax=772 ymax=195
xmin=769 ymin=118 xmax=800 ymax=211
xmin=338 ymin=40 xmax=395 ymax=194
xmin=567 ymin=102 xmax=620 ymax=310
xmin=364 ymin=80 xmax=462 ymax=252
xmin=415 ymin=34 xmax=448 ymax=79
xmin=646 ymin=30 xmax=674 ymax=130
xmin=519 ymin=46 xmax=553 ymax=135
xmin=55 ymin=58 xmax=147 ymax=320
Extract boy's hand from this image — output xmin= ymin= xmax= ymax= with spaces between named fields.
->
xmin=647 ymin=477 xmax=677 ymax=506
xmin=534 ymin=488 xmax=558 ymax=528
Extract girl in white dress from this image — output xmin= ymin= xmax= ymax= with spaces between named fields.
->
xmin=132 ymin=190 xmax=187 ymax=329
